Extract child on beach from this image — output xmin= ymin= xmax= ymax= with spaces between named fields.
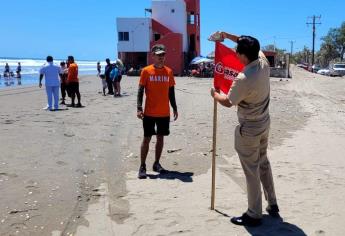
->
xmin=59 ymin=61 xmax=68 ymax=105
xmin=100 ymin=74 xmax=107 ymax=96
xmin=97 ymin=62 xmax=101 ymax=77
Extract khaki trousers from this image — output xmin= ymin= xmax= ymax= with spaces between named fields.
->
xmin=234 ymin=124 xmax=277 ymax=219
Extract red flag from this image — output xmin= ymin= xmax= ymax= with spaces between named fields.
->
xmin=214 ymin=42 xmax=244 ymax=94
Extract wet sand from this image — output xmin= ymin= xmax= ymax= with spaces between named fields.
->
xmin=1 ymin=66 xmax=345 ymax=235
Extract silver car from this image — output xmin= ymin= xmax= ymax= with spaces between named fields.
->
xmin=331 ymin=63 xmax=345 ymax=76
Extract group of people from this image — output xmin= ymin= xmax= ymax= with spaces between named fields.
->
xmin=136 ymin=32 xmax=279 ymax=228
xmin=39 ymin=56 xmax=82 ymax=111
xmin=188 ymin=62 xmax=214 ymax=78
xmin=97 ymin=59 xmax=123 ymax=97
xmin=1 ymin=62 xmax=21 ymax=78
xmin=38 ymin=31 xmax=279 ymax=228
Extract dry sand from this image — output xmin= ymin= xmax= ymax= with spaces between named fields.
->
xmin=1 ymin=66 xmax=345 ymax=236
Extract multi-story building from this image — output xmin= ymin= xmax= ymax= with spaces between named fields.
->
xmin=117 ymin=0 xmax=200 ymax=75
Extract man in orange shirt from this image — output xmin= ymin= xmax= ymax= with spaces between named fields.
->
xmin=137 ymin=44 xmax=178 ymax=179
xmin=67 ymin=56 xmax=82 ymax=107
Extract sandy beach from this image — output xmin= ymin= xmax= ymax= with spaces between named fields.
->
xmin=1 ymin=66 xmax=345 ymax=236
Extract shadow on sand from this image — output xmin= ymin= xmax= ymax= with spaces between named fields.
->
xmin=147 ymin=170 xmax=194 ymax=183
xmin=215 ymin=210 xmax=307 ymax=236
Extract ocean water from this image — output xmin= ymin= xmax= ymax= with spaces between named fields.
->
xmin=0 ymin=58 xmax=106 ymax=88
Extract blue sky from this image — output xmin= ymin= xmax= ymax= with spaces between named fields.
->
xmin=1 ymin=0 xmax=344 ymax=60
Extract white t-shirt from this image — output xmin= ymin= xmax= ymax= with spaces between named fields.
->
xmin=39 ymin=62 xmax=61 ymax=86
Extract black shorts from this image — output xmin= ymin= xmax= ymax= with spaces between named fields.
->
xmin=143 ymin=116 xmax=170 ymax=137
xmin=68 ymin=82 xmax=79 ymax=95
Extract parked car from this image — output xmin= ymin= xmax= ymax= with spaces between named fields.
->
xmin=317 ymin=69 xmax=330 ymax=76
xmin=296 ymin=63 xmax=309 ymax=70
xmin=312 ymin=65 xmax=321 ymax=73
xmin=331 ymin=63 xmax=345 ymax=76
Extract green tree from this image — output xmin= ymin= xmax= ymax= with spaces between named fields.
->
xmin=293 ymin=46 xmax=311 ymax=64
xmin=321 ymin=21 xmax=345 ymax=62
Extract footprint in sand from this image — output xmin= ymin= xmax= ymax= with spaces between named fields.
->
xmin=315 ymin=230 xmax=326 ymax=236
xmin=56 ymin=161 xmax=67 ymax=166
xmin=0 ymin=172 xmax=18 ymax=178
xmin=165 ymin=220 xmax=179 ymax=227
xmin=64 ymin=133 xmax=75 ymax=137
xmin=3 ymin=120 xmax=15 ymax=124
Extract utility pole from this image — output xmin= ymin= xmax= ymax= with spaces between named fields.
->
xmin=289 ymin=40 xmax=295 ymax=55
xmin=307 ymin=15 xmax=321 ymax=66
xmin=288 ymin=41 xmax=295 ymax=78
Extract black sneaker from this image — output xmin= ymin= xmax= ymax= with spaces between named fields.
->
xmin=75 ymin=103 xmax=82 ymax=108
xmin=67 ymin=103 xmax=75 ymax=107
xmin=60 ymin=101 xmax=65 ymax=105
xmin=266 ymin=204 xmax=280 ymax=217
xmin=230 ymin=213 xmax=262 ymax=227
xmin=138 ymin=164 xmax=147 ymax=179
xmin=153 ymin=162 xmax=166 ymax=173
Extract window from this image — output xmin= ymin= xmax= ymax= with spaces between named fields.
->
xmin=188 ymin=12 xmax=195 ymax=25
xmin=118 ymin=32 xmax=129 ymax=41
xmin=154 ymin=33 xmax=161 ymax=41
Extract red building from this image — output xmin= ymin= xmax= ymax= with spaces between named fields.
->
xmin=117 ymin=0 xmax=200 ymax=75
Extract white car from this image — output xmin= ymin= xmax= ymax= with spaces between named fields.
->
xmin=317 ymin=69 xmax=330 ymax=76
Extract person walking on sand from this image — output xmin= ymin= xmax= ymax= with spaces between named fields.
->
xmin=137 ymin=44 xmax=178 ymax=179
xmin=66 ymin=56 xmax=82 ymax=107
xmin=39 ymin=56 xmax=61 ymax=111
xmin=97 ymin=61 xmax=101 ymax=77
xmin=59 ymin=61 xmax=68 ymax=105
xmin=210 ymin=32 xmax=279 ymax=227
xmin=105 ymin=58 xmax=114 ymax=95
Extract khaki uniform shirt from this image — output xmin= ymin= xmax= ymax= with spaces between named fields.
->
xmin=228 ymin=51 xmax=270 ymax=133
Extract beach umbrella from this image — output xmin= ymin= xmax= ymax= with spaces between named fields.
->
xmin=207 ymin=51 xmax=215 ymax=59
xmin=190 ymin=56 xmax=205 ymax=64
xmin=191 ymin=57 xmax=214 ymax=64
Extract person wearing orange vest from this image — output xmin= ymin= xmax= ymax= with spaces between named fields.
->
xmin=137 ymin=44 xmax=178 ymax=179
xmin=67 ymin=56 xmax=82 ymax=107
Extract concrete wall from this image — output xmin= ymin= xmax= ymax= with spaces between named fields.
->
xmin=152 ymin=0 xmax=188 ymax=52
xmin=270 ymin=68 xmax=290 ymax=78
xmin=117 ymin=18 xmax=151 ymax=52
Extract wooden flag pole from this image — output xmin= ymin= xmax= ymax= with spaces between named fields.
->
xmin=211 ymin=99 xmax=218 ymax=210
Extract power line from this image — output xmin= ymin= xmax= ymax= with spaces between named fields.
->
xmin=306 ymin=15 xmax=321 ymax=65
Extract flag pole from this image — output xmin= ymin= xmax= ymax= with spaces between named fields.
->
xmin=211 ymin=98 xmax=217 ymax=210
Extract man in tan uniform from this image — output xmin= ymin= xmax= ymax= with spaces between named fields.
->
xmin=210 ymin=32 xmax=279 ymax=227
